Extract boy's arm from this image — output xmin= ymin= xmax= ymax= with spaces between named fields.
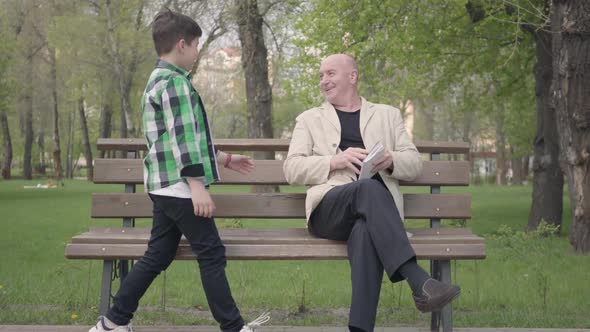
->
xmin=216 ymin=150 xmax=255 ymax=174
xmin=161 ymin=76 xmax=208 ymax=178
xmin=187 ymin=177 xmax=215 ymax=218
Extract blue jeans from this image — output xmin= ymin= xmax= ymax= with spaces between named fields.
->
xmin=107 ymin=194 xmax=244 ymax=332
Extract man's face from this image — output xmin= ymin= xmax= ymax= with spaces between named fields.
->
xmin=179 ymin=36 xmax=199 ymax=71
xmin=319 ymin=55 xmax=357 ymax=105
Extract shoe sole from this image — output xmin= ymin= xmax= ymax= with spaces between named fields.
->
xmin=416 ymin=286 xmax=461 ymax=313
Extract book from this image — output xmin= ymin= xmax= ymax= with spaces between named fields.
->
xmin=359 ymin=141 xmax=385 ymax=180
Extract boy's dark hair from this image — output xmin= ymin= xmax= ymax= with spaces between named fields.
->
xmin=151 ymin=9 xmax=202 ymax=56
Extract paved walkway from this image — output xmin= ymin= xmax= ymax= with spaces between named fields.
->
xmin=1 ymin=327 xmax=589 ymax=332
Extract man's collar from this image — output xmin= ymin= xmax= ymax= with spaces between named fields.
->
xmin=156 ymin=59 xmax=191 ymax=78
xmin=318 ymin=97 xmax=375 ymax=133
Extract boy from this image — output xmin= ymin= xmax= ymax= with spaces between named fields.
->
xmin=89 ymin=9 xmax=269 ymax=332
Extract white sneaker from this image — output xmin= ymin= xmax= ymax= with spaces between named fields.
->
xmin=89 ymin=316 xmax=133 ymax=332
xmin=239 ymin=311 xmax=270 ymax=332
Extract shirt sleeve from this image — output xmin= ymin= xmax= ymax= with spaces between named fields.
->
xmin=161 ymin=75 xmax=206 ymax=178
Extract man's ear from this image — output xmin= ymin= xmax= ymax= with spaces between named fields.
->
xmin=350 ymin=70 xmax=359 ymax=84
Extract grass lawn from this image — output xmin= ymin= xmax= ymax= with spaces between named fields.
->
xmin=0 ymin=179 xmax=588 ymax=328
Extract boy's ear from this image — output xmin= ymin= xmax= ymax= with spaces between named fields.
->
xmin=176 ymin=39 xmax=186 ymax=52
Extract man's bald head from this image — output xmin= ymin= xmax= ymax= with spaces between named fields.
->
xmin=321 ymin=54 xmax=359 ymax=80
xmin=319 ymin=54 xmax=361 ymax=107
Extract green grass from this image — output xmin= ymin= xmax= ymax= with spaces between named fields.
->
xmin=0 ymin=179 xmax=589 ymax=328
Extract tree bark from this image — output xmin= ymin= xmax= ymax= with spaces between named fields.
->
xmin=551 ymin=0 xmax=590 ymax=252
xmin=527 ymin=21 xmax=564 ymax=232
xmin=23 ymin=55 xmax=34 ymax=180
xmin=236 ymin=0 xmax=277 ymax=193
xmin=78 ymin=98 xmax=93 ymax=181
xmin=1 ymin=110 xmax=12 ymax=179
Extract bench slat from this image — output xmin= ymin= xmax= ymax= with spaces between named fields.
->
xmin=94 ymin=159 xmax=470 ymax=186
xmin=65 ymin=242 xmax=485 ymax=260
xmin=97 ymin=138 xmax=470 ymax=154
xmin=91 ymin=193 xmax=472 ymax=219
xmin=72 ymin=227 xmax=483 ymax=245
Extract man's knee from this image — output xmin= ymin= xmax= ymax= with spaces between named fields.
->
xmin=353 ymin=178 xmax=390 ymax=198
xmin=355 ymin=178 xmax=385 ymax=190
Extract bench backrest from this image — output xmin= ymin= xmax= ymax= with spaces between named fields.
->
xmin=93 ymin=139 xmax=471 ymax=224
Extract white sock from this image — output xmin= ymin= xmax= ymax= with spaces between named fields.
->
xmin=103 ymin=316 xmax=118 ymax=329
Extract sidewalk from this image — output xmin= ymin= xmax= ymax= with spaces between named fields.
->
xmin=1 ymin=327 xmax=589 ymax=332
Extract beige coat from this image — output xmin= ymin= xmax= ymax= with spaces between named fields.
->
xmin=283 ymin=97 xmax=423 ymax=222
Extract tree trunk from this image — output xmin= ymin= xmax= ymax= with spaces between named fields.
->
xmin=78 ymin=98 xmax=93 ymax=181
xmin=528 ymin=22 xmax=564 ymax=232
xmin=495 ymin=102 xmax=507 ymax=185
xmin=522 ymin=153 xmax=530 ymax=183
xmin=236 ymin=0 xmax=277 ymax=193
xmin=99 ymin=102 xmax=113 ymax=159
xmin=66 ymin=109 xmax=75 ymax=179
xmin=511 ymin=150 xmax=523 ymax=186
xmin=1 ymin=110 xmax=12 ymax=179
xmin=36 ymin=129 xmax=46 ymax=175
xmin=105 ymin=0 xmax=134 ymax=137
xmin=49 ymin=46 xmax=62 ymax=180
xmin=551 ymin=0 xmax=590 ymax=253
xmin=22 ymin=54 xmax=34 ymax=180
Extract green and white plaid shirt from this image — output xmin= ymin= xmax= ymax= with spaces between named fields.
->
xmin=142 ymin=59 xmax=219 ymax=192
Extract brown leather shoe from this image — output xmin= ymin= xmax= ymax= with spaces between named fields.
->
xmin=413 ymin=278 xmax=461 ymax=313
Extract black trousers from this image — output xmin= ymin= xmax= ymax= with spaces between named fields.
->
xmin=309 ymin=179 xmax=416 ymax=332
xmin=107 ymin=194 xmax=244 ymax=332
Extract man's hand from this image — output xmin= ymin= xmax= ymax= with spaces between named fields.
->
xmin=330 ymin=147 xmax=368 ymax=174
xmin=187 ymin=178 xmax=216 ymax=218
xmin=371 ymin=152 xmax=393 ymax=173
xmin=226 ymin=154 xmax=255 ymax=174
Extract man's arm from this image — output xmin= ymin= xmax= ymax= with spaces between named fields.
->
xmin=283 ymin=115 xmax=332 ymax=185
xmin=387 ymin=108 xmax=423 ymax=181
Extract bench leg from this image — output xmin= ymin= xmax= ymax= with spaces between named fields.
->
xmin=440 ymin=260 xmax=453 ymax=332
xmin=430 ymin=260 xmax=453 ymax=332
xmin=100 ymin=260 xmax=114 ymax=316
xmin=430 ymin=260 xmax=441 ymax=331
xmin=120 ymin=260 xmax=129 ymax=281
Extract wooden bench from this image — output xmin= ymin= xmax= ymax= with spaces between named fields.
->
xmin=65 ymin=138 xmax=485 ymax=332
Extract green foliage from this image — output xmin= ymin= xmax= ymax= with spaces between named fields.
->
xmin=287 ymin=0 xmax=541 ymax=150
xmin=0 ymin=8 xmax=16 ymax=112
xmin=491 ymin=220 xmax=561 ymax=310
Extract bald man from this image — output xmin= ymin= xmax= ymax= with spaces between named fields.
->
xmin=284 ymin=54 xmax=460 ymax=332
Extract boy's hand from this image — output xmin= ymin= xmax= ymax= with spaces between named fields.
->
xmin=187 ymin=178 xmax=216 ymax=218
xmin=226 ymin=154 xmax=255 ymax=174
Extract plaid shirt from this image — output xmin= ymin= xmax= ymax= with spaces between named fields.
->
xmin=142 ymin=60 xmax=219 ymax=192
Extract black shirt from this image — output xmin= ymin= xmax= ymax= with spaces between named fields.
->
xmin=335 ymin=109 xmax=386 ymax=185
xmin=336 ymin=109 xmax=364 ymax=151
